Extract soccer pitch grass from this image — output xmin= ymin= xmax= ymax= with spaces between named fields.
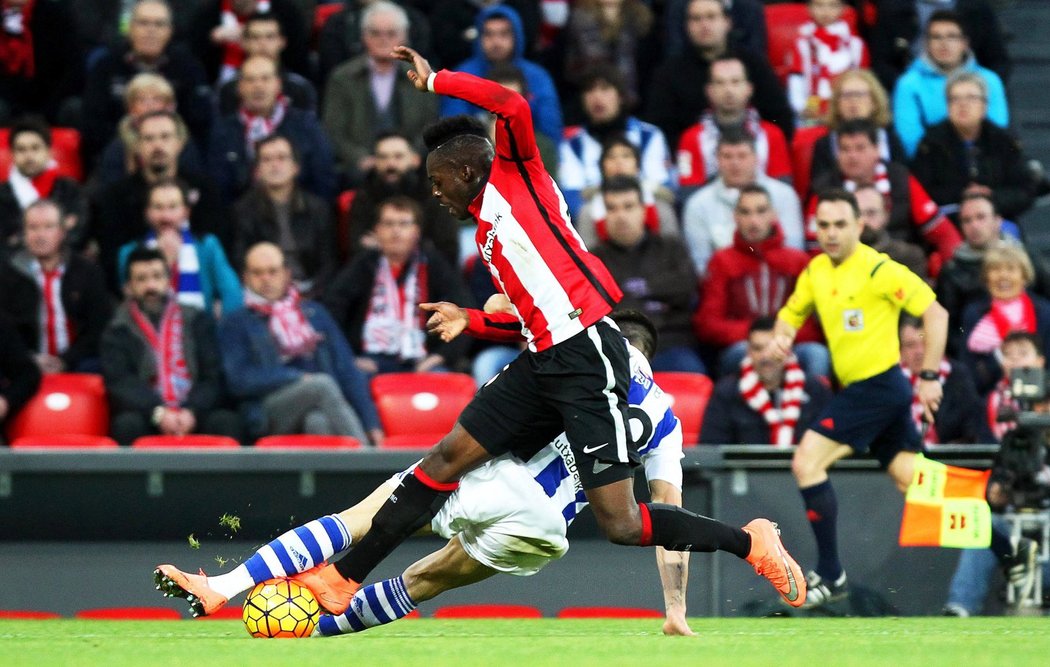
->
xmin=3 ymin=618 xmax=1049 ymax=667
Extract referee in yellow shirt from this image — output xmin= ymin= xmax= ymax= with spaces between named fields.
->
xmin=771 ymin=188 xmax=950 ymax=608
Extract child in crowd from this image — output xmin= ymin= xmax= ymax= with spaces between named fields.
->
xmin=787 ymin=0 xmax=869 ymax=125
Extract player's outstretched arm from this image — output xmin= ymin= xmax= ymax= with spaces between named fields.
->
xmin=392 ymin=45 xmax=536 ymax=161
xmin=650 ymin=480 xmax=696 ymax=637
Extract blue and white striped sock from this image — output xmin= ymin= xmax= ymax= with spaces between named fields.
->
xmin=207 ymin=514 xmax=352 ymax=600
xmin=315 ymin=576 xmax=417 ymax=636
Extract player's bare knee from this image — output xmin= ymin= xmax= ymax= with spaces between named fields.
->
xmin=594 ymin=510 xmax=642 ymax=545
xmin=791 ymin=453 xmax=822 ymax=484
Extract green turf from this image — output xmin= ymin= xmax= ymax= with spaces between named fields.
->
xmin=2 ymin=618 xmax=1048 ymax=667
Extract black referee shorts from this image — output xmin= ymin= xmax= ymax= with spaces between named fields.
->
xmin=458 ymin=318 xmax=638 ymax=489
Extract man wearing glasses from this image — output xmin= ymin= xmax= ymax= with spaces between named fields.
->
xmin=892 ymin=9 xmax=1009 ymax=158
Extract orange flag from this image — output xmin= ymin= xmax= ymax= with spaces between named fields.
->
xmin=899 ymin=454 xmax=993 ymax=548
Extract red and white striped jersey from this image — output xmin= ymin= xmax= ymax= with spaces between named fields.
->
xmin=432 ymin=70 xmax=623 ymax=352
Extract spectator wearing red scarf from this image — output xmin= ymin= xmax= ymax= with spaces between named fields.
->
xmin=0 ymin=116 xmax=83 ymax=250
xmin=101 ymin=246 xmax=242 ymax=446
xmin=187 ymin=0 xmax=308 ymax=84
xmin=960 ymin=243 xmax=1050 ymax=394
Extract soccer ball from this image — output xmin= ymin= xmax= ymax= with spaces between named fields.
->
xmin=242 ymin=579 xmax=320 ymax=638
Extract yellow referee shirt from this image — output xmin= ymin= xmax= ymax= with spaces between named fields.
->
xmin=777 ymin=243 xmax=936 ymax=386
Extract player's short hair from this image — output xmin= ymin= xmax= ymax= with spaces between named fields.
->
xmin=815 ymin=187 xmax=860 ymax=219
xmin=690 ymin=0 xmax=729 ymax=17
xmin=926 ymin=9 xmax=966 ymax=37
xmin=8 ymin=116 xmax=51 ymax=148
xmin=982 ymin=242 xmax=1035 ymax=286
xmin=377 ymin=195 xmax=423 ymax=225
xmin=600 ymin=175 xmax=643 ymax=200
xmin=611 ymin=309 xmax=658 ymax=360
xmin=125 ymin=245 xmax=169 ymax=282
xmin=1002 ymin=331 xmax=1044 ymax=356
xmin=836 ymin=118 xmax=879 ymax=145
xmin=748 ymin=316 xmax=777 ymax=336
xmin=423 ymin=116 xmax=488 ymax=152
xmin=123 ymin=72 xmax=175 ymax=109
xmin=716 ymin=127 xmax=756 ymax=151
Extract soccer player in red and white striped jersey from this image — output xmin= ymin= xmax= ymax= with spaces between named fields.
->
xmin=282 ymin=46 xmax=805 ymax=614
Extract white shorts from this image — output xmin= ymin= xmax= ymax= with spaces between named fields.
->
xmin=426 ymin=456 xmax=570 ymax=576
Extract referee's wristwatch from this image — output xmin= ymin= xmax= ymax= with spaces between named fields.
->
xmin=918 ymin=370 xmax=940 ymax=382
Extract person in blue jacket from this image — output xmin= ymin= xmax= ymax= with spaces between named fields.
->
xmin=892 ymin=9 xmax=1008 ymax=158
xmin=219 ymin=242 xmax=383 ymax=445
xmin=439 ymin=4 xmax=562 ymax=145
xmin=118 ymin=179 xmax=243 ymax=317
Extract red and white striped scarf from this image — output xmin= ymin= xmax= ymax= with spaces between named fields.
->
xmin=901 ymin=358 xmax=952 ymax=444
xmin=218 ymin=0 xmax=270 ymax=83
xmin=797 ymin=20 xmax=864 ymax=117
xmin=128 ymin=296 xmax=191 ymax=408
xmin=361 ymin=254 xmax=428 ymax=361
xmin=986 ymin=377 xmax=1016 ymax=441
xmin=7 ymin=163 xmax=59 ymax=210
xmin=697 ymin=107 xmax=769 ymax=182
xmin=239 ymin=94 xmax=288 ymax=158
xmin=243 ymin=285 xmax=321 ymax=360
xmin=967 ymin=294 xmax=1037 ymax=354
xmin=843 ymin=160 xmax=890 ymax=195
xmin=32 ymin=262 xmax=72 ymax=356
xmin=739 ymin=355 xmax=806 ymax=447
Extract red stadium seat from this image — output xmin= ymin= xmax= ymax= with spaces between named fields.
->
xmin=371 ymin=373 xmax=476 ymax=449
xmin=764 ymin=3 xmax=857 ymax=84
xmin=254 ymin=435 xmax=363 ymax=449
xmin=652 ymin=372 xmax=713 ymax=447
xmin=75 ymin=606 xmax=182 ymax=620
xmin=0 ymin=127 xmax=84 ymax=182
xmin=790 ymin=125 xmax=829 ymax=200
xmin=432 ymin=604 xmax=542 ymax=619
xmin=557 ymin=606 xmax=663 ymax=619
xmin=0 ymin=610 xmax=62 ymax=619
xmin=5 ymin=373 xmax=109 ymax=442
xmin=131 ymin=435 xmax=241 ymax=449
xmin=10 ymin=434 xmax=119 ymax=449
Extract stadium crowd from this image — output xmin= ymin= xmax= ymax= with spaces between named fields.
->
xmin=0 ymin=0 xmax=1046 ymax=454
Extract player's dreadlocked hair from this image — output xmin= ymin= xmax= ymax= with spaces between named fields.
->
xmin=611 ymin=310 xmax=658 ymax=361
xmin=423 ymin=115 xmax=489 ymax=152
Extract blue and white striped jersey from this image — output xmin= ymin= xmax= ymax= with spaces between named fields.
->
xmin=518 ymin=343 xmax=685 ymax=528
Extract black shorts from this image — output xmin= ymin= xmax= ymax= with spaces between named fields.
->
xmin=809 ymin=365 xmax=924 ymax=467
xmin=458 ymin=319 xmax=638 ymax=489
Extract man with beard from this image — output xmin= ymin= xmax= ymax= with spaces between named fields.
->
xmin=345 ymin=132 xmax=458 ymax=267
xmin=558 ymin=66 xmax=671 ymax=220
xmin=90 ymin=110 xmax=227 ymax=293
xmin=101 ymin=246 xmax=242 ymax=447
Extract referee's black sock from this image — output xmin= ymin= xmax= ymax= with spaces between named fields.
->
xmin=333 ymin=469 xmax=458 ymax=582
xmin=638 ymin=503 xmax=751 ymax=558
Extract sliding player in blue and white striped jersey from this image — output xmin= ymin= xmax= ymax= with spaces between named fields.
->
xmin=155 ymin=311 xmax=794 ymax=636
